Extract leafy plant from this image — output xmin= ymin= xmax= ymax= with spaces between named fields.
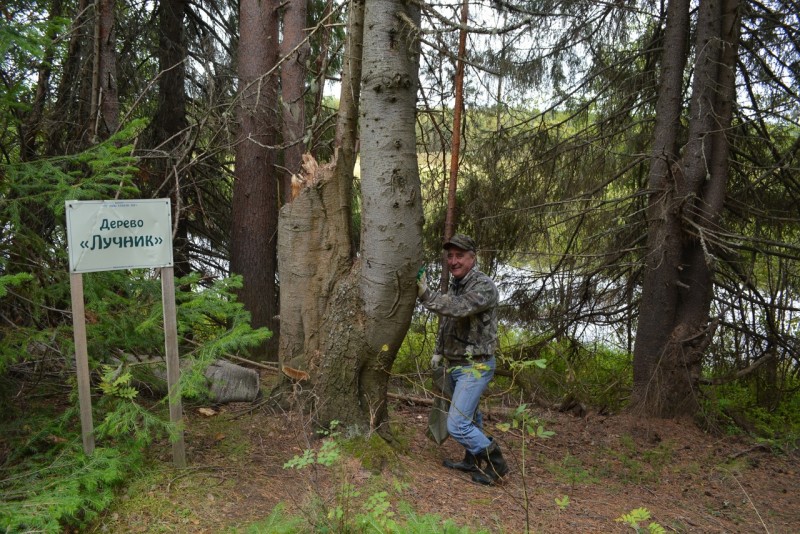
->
xmin=493 ymin=363 xmax=554 ymax=533
xmin=356 ymin=490 xmax=398 ymax=531
xmin=99 ymin=364 xmax=139 ymax=400
xmin=496 ymin=403 xmax=555 ymax=440
xmin=546 ymin=453 xmax=598 ymax=487
xmin=284 ymin=420 xmax=342 ymax=469
xmin=615 ymin=507 xmax=666 ymax=534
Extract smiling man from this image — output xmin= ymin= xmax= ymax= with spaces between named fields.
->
xmin=417 ymin=234 xmax=508 ymax=485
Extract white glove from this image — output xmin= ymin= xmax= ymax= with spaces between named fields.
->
xmin=417 ymin=276 xmax=429 ymax=300
xmin=430 ymin=353 xmax=443 ymax=368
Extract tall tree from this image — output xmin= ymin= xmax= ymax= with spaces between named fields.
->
xmin=231 ymin=0 xmax=280 ymax=359
xmin=276 ymin=0 xmax=423 ymax=433
xmin=144 ymin=0 xmax=191 ymax=275
xmin=632 ymin=0 xmax=741 ymax=416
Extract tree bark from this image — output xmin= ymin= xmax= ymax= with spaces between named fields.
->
xmin=355 ymin=0 xmax=423 ymax=430
xmin=145 ymin=0 xmax=191 ymax=276
xmin=280 ymin=0 xmax=310 ymax=202
xmin=231 ymin=0 xmax=281 ymax=360
xmin=632 ymin=0 xmax=741 ymax=416
xmin=47 ymin=0 xmax=94 ymax=154
xmin=20 ymin=0 xmax=64 ymax=160
xmin=334 ymin=0 xmax=365 ymax=255
xmin=94 ymin=0 xmax=119 ymax=138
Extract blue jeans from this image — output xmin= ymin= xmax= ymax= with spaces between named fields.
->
xmin=446 ymin=357 xmax=495 ymax=455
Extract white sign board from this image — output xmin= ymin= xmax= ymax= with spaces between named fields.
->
xmin=66 ymin=199 xmax=173 ymax=273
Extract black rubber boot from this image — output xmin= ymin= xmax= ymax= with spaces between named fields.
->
xmin=443 ymin=450 xmax=479 ymax=473
xmin=471 ymin=440 xmax=509 ymax=485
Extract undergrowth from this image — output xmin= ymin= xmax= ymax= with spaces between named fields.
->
xmin=0 ymin=405 xmax=148 ymax=532
xmin=279 ymin=420 xmax=489 ymax=534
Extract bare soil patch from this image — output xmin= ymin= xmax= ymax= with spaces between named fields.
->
xmin=92 ymin=376 xmax=800 ymax=533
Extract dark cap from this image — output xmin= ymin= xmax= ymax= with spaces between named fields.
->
xmin=443 ymin=234 xmax=476 ymax=252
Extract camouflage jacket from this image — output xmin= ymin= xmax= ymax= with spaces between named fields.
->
xmin=421 ymin=267 xmax=499 ymax=362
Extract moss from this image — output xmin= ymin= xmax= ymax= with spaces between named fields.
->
xmin=342 ymin=432 xmax=404 ymax=474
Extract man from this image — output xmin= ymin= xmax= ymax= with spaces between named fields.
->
xmin=417 ymin=233 xmax=509 ymax=485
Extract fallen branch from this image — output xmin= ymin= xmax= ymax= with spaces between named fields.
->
xmin=728 ymin=443 xmax=772 ymax=460
xmin=700 ymin=353 xmax=775 ymax=386
xmin=387 ymin=391 xmax=433 ymax=406
xmin=226 ymin=354 xmax=280 ymax=372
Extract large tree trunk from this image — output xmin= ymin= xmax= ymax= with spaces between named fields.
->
xmin=276 ymin=0 xmax=422 ymax=434
xmin=632 ymin=0 xmax=741 ymax=416
xmin=231 ymin=0 xmax=280 ymax=360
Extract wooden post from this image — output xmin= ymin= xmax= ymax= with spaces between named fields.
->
xmin=69 ymin=273 xmax=95 ymax=454
xmin=161 ymin=266 xmax=186 ymax=467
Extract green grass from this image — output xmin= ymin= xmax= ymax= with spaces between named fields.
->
xmin=544 ymin=452 xmax=599 ymax=486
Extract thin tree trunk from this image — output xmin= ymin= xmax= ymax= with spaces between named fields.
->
xmin=146 ymin=0 xmax=190 ymax=276
xmin=440 ymin=0 xmax=468 ymax=291
xmin=94 ymin=0 xmax=119 ymax=138
xmin=47 ymin=0 xmax=93 ymax=154
xmin=632 ymin=0 xmax=691 ymax=409
xmin=280 ymin=0 xmax=310 ymax=203
xmin=20 ymin=0 xmax=64 ymax=160
xmin=150 ymin=0 xmax=188 ymax=148
xmin=334 ymin=0 xmax=365 ymax=256
xmin=310 ymin=0 xmax=334 ymax=159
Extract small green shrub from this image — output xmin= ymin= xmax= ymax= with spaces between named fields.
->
xmin=615 ymin=507 xmax=666 ymax=533
xmin=546 ymin=453 xmax=598 ymax=486
xmin=234 ymin=504 xmax=304 ymax=534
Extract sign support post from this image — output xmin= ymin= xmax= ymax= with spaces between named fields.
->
xmin=66 ymin=199 xmax=185 ymax=466
xmin=161 ymin=266 xmax=186 ymax=467
xmin=69 ymin=272 xmax=95 ymax=455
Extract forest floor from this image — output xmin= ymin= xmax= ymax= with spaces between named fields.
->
xmin=91 ymin=371 xmax=800 ymax=534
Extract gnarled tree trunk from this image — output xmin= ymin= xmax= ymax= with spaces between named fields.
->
xmin=276 ymin=0 xmax=422 ymax=434
xmin=632 ymin=0 xmax=741 ymax=416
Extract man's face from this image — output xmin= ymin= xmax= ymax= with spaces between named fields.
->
xmin=446 ymin=247 xmax=476 ymax=279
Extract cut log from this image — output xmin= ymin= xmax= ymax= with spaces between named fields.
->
xmin=205 ymin=359 xmax=260 ymax=403
xmin=109 ymin=353 xmax=261 ymax=403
